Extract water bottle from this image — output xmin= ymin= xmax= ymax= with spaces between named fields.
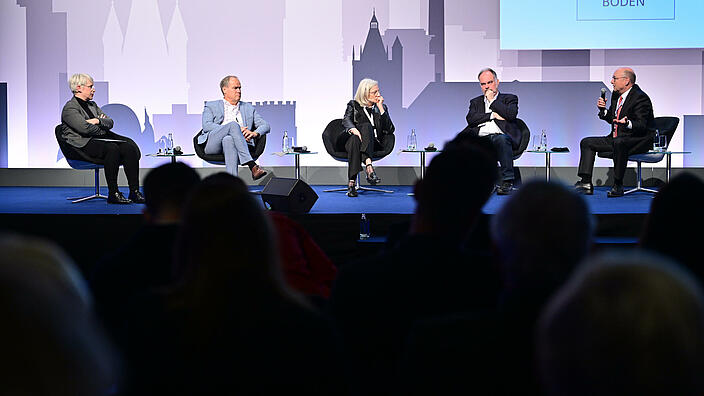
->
xmin=157 ymin=137 xmax=166 ymax=154
xmin=282 ymin=130 xmax=290 ymax=153
xmin=359 ymin=213 xmax=370 ymax=239
xmin=540 ymin=129 xmax=547 ymax=151
xmin=167 ymin=132 xmax=174 ymax=154
xmin=653 ymin=129 xmax=660 ymax=151
xmin=407 ymin=129 xmax=417 ymax=150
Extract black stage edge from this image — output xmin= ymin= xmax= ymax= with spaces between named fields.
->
xmin=0 ymin=211 xmax=645 ymax=278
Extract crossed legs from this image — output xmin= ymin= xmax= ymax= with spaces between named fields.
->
xmin=204 ymin=122 xmax=255 ymax=176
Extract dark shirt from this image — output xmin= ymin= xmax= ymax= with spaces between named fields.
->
xmin=330 ymin=233 xmax=501 ymax=395
xmin=91 ymin=223 xmax=180 ymax=340
xmin=75 ymin=96 xmax=96 ymax=119
xmin=124 ymin=290 xmax=345 ymax=395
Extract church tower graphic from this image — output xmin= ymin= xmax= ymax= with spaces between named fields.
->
xmin=352 ymin=11 xmax=402 ymax=115
xmin=102 ymin=0 xmax=188 ymax=122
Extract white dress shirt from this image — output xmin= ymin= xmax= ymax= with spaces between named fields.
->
xmin=478 ymin=95 xmax=503 ymax=137
xmin=602 ymin=87 xmax=633 ymax=130
xmin=222 ymin=100 xmax=244 ymax=126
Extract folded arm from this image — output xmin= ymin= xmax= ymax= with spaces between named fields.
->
xmin=61 ymin=105 xmax=105 ymax=136
xmin=489 ymin=95 xmax=518 ymax=121
xmin=465 ymin=99 xmax=491 ymax=128
xmin=94 ymin=106 xmax=114 ymax=130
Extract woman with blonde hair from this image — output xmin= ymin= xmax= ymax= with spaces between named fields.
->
xmin=339 ymin=78 xmax=395 ymax=197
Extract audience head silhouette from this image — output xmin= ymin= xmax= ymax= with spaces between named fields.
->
xmin=641 ymin=172 xmax=704 ymax=280
xmin=0 ymin=234 xmax=118 ymax=396
xmin=492 ymin=180 xmax=593 ymax=287
xmin=412 ymin=134 xmax=497 ymax=240
xmin=173 ymin=172 xmax=293 ymax=306
xmin=538 ymin=251 xmax=704 ymax=396
xmin=142 ymin=162 xmax=201 ymax=223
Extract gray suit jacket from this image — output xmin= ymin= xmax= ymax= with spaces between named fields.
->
xmin=60 ymin=96 xmax=113 ymax=148
xmin=199 ymin=100 xmax=270 ymax=145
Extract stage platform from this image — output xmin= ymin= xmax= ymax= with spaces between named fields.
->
xmin=0 ymin=185 xmax=652 ymax=275
xmin=0 ymin=184 xmax=653 ymax=215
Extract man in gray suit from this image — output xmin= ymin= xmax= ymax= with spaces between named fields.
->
xmin=60 ymin=73 xmax=143 ymax=204
xmin=200 ymin=75 xmax=269 ymax=179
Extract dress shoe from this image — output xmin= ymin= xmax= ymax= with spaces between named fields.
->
xmin=365 ymin=164 xmax=381 ymax=185
xmin=128 ymin=190 xmax=146 ymax=204
xmin=347 ymin=183 xmax=358 ymax=197
xmin=107 ymin=191 xmax=131 ymax=204
xmin=251 ymin=164 xmax=267 ymax=180
xmin=607 ymin=184 xmax=624 ymax=198
xmin=366 ymin=172 xmax=381 ymax=185
xmin=574 ymin=181 xmax=594 ymax=195
xmin=496 ymin=181 xmax=513 ymax=195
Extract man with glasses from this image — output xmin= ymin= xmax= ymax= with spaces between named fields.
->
xmin=199 ymin=75 xmax=268 ymax=179
xmin=575 ymin=67 xmax=654 ymax=197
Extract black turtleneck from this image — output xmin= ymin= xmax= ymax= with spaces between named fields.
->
xmin=75 ymin=96 xmax=96 ymax=119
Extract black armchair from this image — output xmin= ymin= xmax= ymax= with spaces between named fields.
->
xmin=511 ymin=118 xmax=531 ymax=185
xmin=193 ymin=129 xmax=267 ymax=166
xmin=321 ymin=119 xmax=395 ymax=194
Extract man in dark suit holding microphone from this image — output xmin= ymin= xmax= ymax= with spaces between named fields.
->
xmin=460 ymin=68 xmax=520 ymax=195
xmin=575 ymin=67 xmax=654 ymax=197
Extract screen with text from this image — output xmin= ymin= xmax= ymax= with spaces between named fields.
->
xmin=500 ymin=0 xmax=704 ymax=49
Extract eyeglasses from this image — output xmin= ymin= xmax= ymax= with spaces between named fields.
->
xmin=611 ymin=76 xmax=627 ymax=81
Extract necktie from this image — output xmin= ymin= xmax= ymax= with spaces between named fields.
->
xmin=613 ymin=96 xmax=623 ymax=138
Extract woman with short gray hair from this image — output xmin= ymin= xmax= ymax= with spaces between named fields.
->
xmin=59 ymin=73 xmax=143 ymax=204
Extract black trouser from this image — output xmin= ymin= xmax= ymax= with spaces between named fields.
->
xmin=578 ymin=135 xmax=651 ymax=183
xmin=81 ymin=132 xmax=141 ymax=193
xmin=339 ymin=123 xmax=379 ymax=181
xmin=485 ymin=133 xmax=515 ymax=181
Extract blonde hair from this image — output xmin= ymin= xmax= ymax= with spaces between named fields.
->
xmin=69 ymin=73 xmax=93 ymax=93
xmin=354 ymin=78 xmax=379 ymax=107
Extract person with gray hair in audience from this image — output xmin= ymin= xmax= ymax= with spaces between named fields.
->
xmin=538 ymin=251 xmax=704 ymax=396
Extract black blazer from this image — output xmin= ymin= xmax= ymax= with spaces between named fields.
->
xmin=599 ymin=84 xmax=654 ymax=138
xmin=341 ymin=100 xmax=395 ymax=137
xmin=464 ymin=93 xmax=520 ymax=149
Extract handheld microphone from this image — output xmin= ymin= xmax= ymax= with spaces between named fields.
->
xmin=600 ymin=88 xmax=607 ymax=101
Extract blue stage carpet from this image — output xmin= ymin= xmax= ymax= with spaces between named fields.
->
xmin=0 ymin=185 xmax=654 ymax=215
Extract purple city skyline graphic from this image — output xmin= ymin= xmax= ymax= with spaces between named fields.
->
xmin=1 ymin=0 xmax=703 ymax=168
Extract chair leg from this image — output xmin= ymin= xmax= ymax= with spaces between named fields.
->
xmin=356 ymin=173 xmax=393 ymax=193
xmin=323 ymin=173 xmax=394 ymax=194
xmin=624 ymin=161 xmax=658 ymax=195
xmin=68 ymin=168 xmax=109 ymax=203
